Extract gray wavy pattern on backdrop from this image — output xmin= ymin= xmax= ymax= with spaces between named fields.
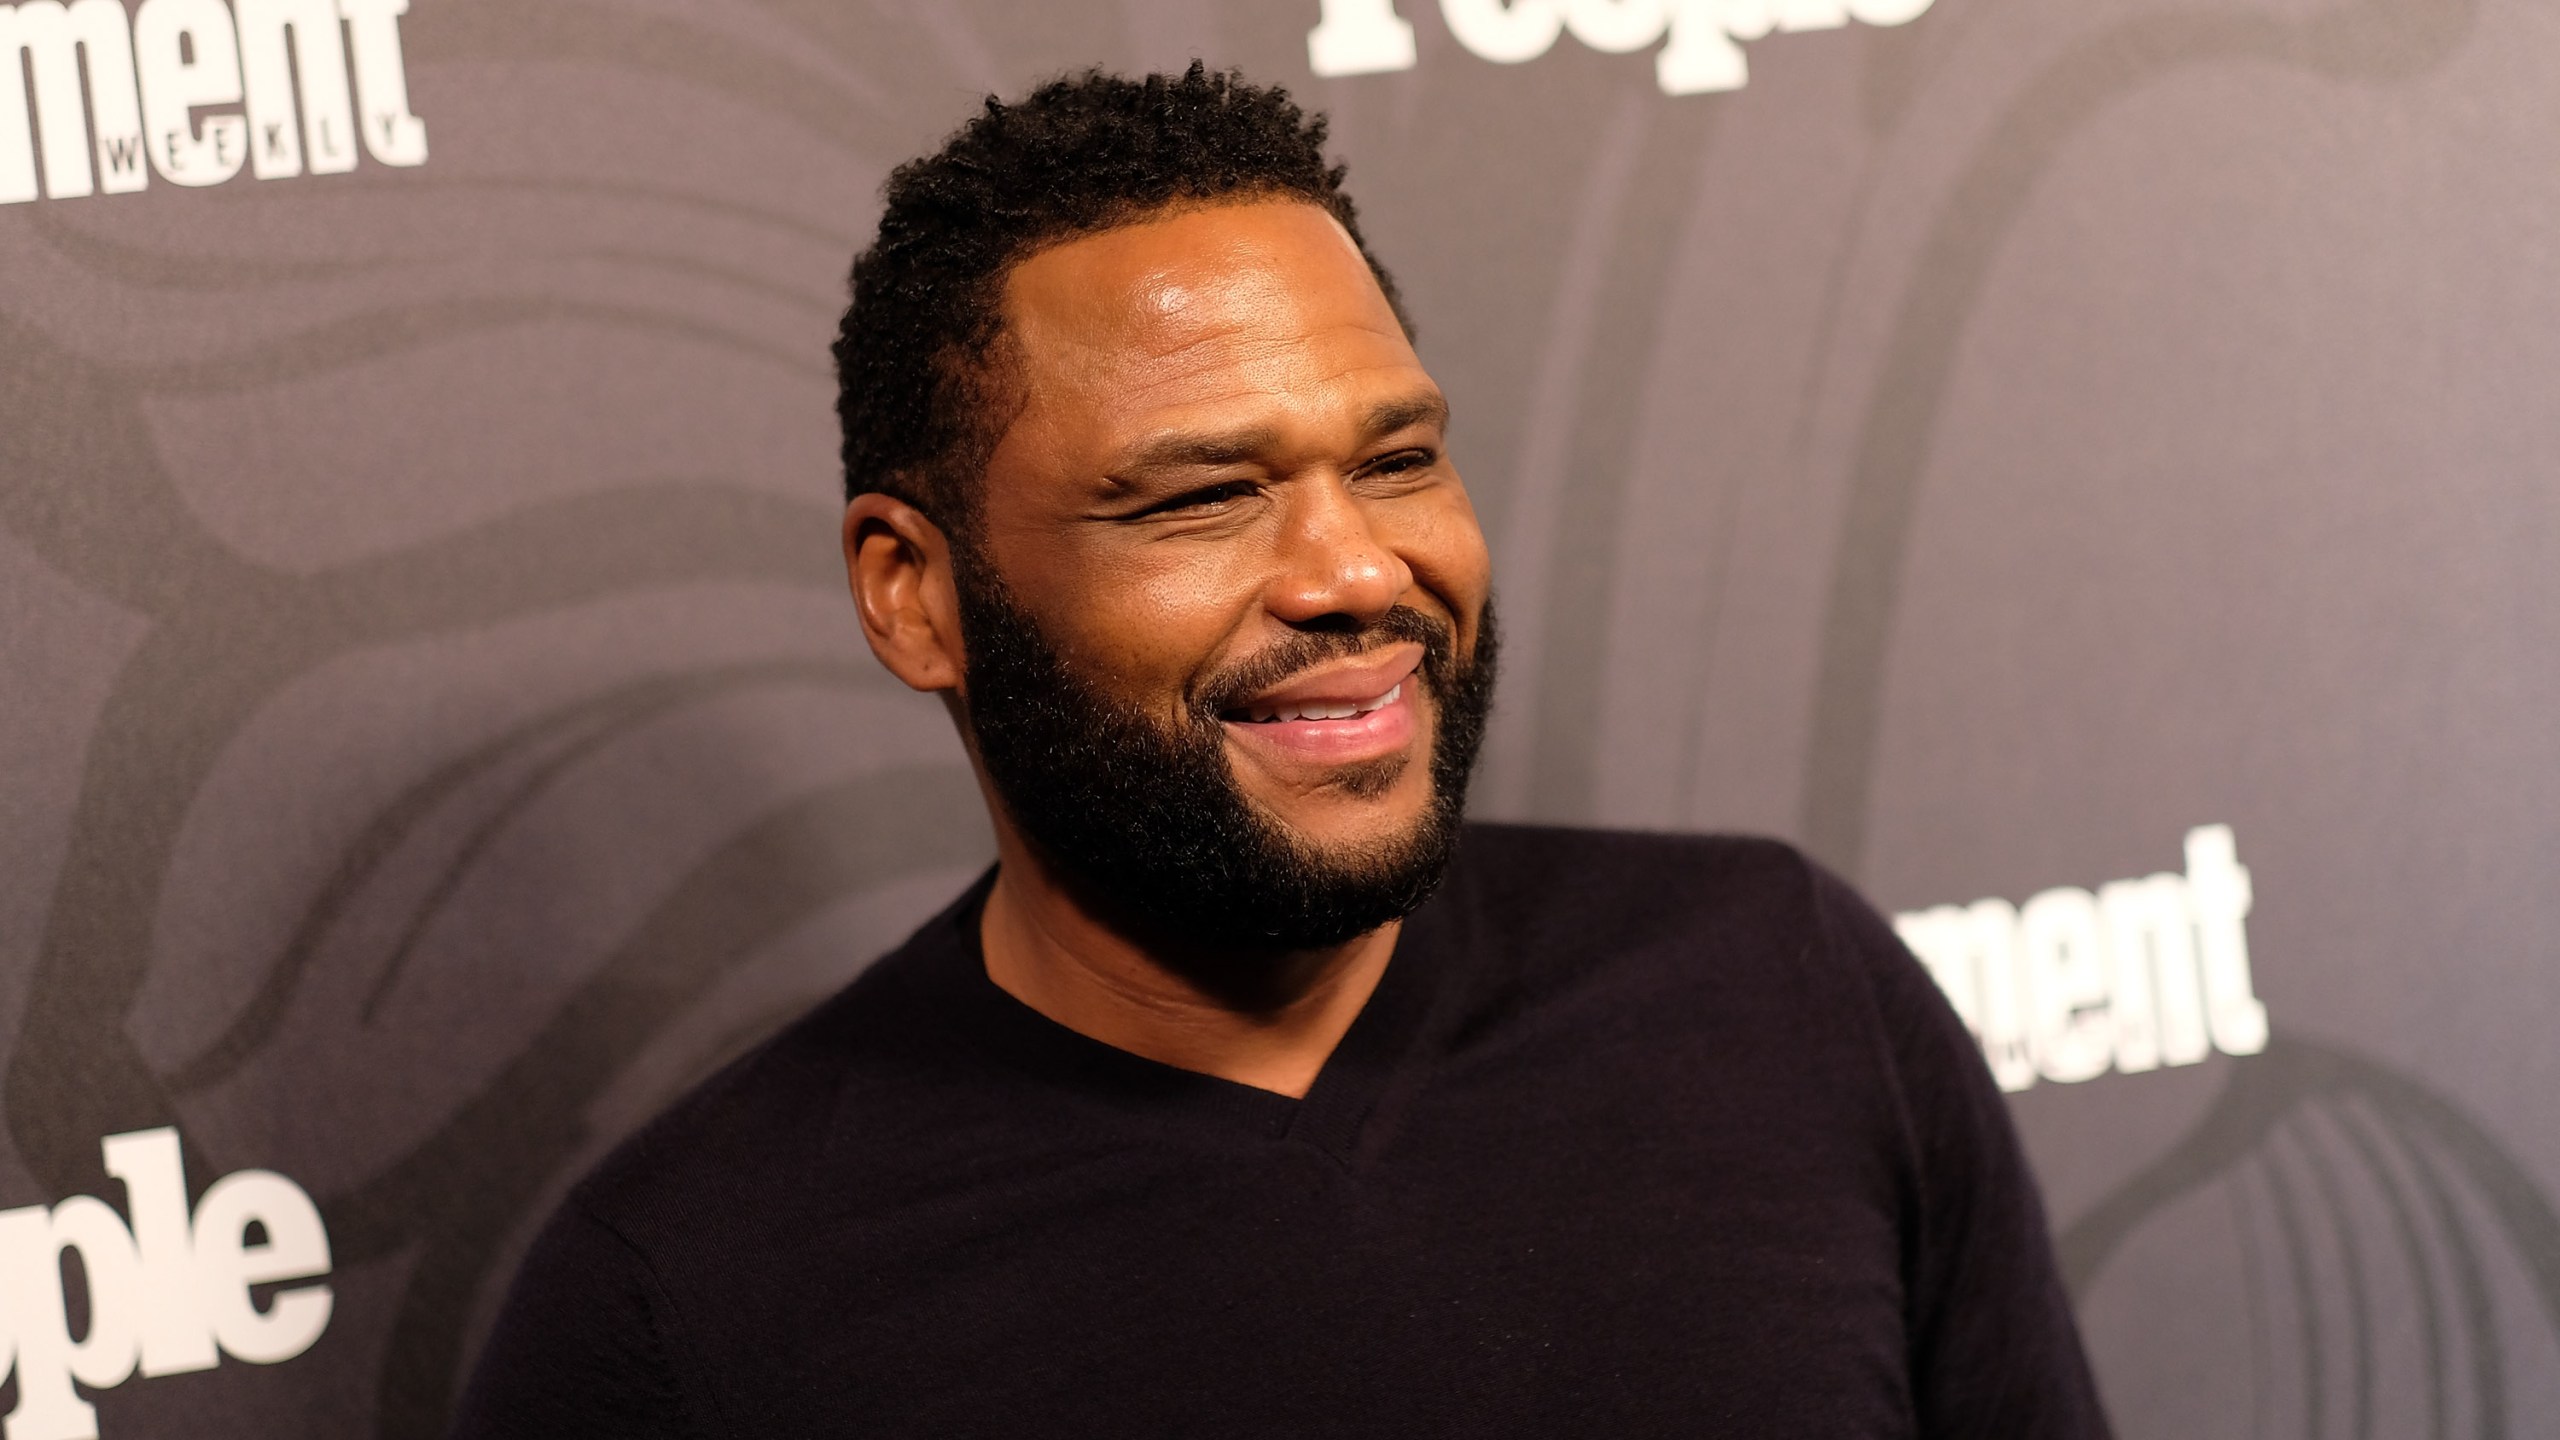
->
xmin=1484 ymin=1 xmax=2560 ymax=1427
xmin=3 ymin=2 xmax=1005 ymax=1432
xmin=0 ymin=0 xmax=2551 ymax=1435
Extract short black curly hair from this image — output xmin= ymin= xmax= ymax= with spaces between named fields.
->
xmin=832 ymin=62 xmax=1409 ymax=530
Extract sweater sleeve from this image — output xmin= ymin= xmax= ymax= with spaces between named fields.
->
xmin=1809 ymin=863 xmax=2115 ymax=1440
xmin=447 ymin=1196 xmax=704 ymax=1440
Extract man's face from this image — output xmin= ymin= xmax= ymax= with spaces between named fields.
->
xmin=957 ymin=199 xmax=1495 ymax=949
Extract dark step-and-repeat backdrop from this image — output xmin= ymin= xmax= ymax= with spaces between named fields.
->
xmin=4 ymin=0 xmax=2554 ymax=1434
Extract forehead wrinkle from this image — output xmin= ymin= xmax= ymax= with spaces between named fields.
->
xmin=994 ymin=206 xmax=1428 ymax=490
xmin=1108 ymin=356 xmax=1435 ymax=457
xmin=1014 ymin=242 xmax=1392 ymax=367
xmin=1005 ymin=217 xmax=1402 ymax=348
xmin=1030 ymin=323 xmax=1424 ymax=443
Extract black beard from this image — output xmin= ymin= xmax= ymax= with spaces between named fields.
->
xmin=951 ymin=550 xmax=1497 ymax=963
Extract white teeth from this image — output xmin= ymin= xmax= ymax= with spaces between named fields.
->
xmin=1241 ymin=682 xmax=1402 ymax=724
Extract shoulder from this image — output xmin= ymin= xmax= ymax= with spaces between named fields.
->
xmin=1442 ymin=822 xmax=1941 ymax=1047
xmin=1448 ymin=821 xmax=1831 ymax=949
xmin=563 ymin=906 xmax=966 ymax=1253
xmin=456 ymin=960 xmax=931 ymax=1439
xmin=1453 ymin=820 xmax=1801 ymax=875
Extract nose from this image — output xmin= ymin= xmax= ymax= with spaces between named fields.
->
xmin=1262 ymin=474 xmax=1411 ymax=628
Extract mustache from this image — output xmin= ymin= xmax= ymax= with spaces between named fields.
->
xmin=1190 ymin=606 xmax=1462 ymax=721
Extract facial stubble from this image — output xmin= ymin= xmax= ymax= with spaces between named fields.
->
xmin=951 ymin=547 xmax=1498 ymax=966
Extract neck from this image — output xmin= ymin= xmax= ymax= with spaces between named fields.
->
xmin=975 ymin=829 xmax=1398 ymax=1099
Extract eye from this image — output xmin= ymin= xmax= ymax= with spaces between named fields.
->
xmin=1362 ymin=448 xmax=1437 ymax=480
xmin=1147 ymin=480 xmax=1256 ymax=516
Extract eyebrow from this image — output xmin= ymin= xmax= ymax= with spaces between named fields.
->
xmin=1110 ymin=392 xmax=1452 ymax=481
xmin=1117 ymin=426 xmax=1285 ymax=476
xmin=1360 ymin=392 xmax=1450 ymax=440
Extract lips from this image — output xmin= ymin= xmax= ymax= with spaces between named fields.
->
xmin=1217 ymin=642 xmax=1423 ymax=723
xmin=1216 ymin=643 xmax=1424 ymax=769
xmin=1237 ymin=682 xmax=1402 ymax=724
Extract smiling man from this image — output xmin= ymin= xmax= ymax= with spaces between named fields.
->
xmin=451 ymin=66 xmax=2107 ymax=1439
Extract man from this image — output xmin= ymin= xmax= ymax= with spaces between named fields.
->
xmin=453 ymin=65 xmax=2107 ymax=1437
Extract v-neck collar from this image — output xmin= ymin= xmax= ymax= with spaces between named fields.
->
xmin=899 ymin=864 xmax=1468 ymax=1166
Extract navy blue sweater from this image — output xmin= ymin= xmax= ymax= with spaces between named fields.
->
xmin=452 ymin=825 xmax=2107 ymax=1437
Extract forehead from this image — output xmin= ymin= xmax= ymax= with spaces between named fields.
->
xmin=997 ymin=200 xmax=1423 ymax=450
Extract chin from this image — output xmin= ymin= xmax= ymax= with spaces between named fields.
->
xmin=1257 ymin=765 xmax=1436 ymax=853
xmin=1319 ymin=751 xmax=1413 ymax=801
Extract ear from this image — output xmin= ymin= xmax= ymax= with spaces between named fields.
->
xmin=842 ymin=491 xmax=966 ymax=693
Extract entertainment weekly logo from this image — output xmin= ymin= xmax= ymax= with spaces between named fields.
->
xmin=1307 ymin=0 xmax=1937 ymax=97
xmin=1894 ymin=825 xmax=2272 ymax=1093
xmin=0 ymin=1130 xmax=332 ymax=1440
xmin=0 ymin=0 xmax=425 ymax=207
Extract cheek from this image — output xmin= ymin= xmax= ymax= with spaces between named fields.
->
xmin=1389 ymin=491 xmax=1494 ymax=618
xmin=978 ymin=502 xmax=1257 ymax=699
xmin=1043 ymin=549 xmax=1262 ymax=696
